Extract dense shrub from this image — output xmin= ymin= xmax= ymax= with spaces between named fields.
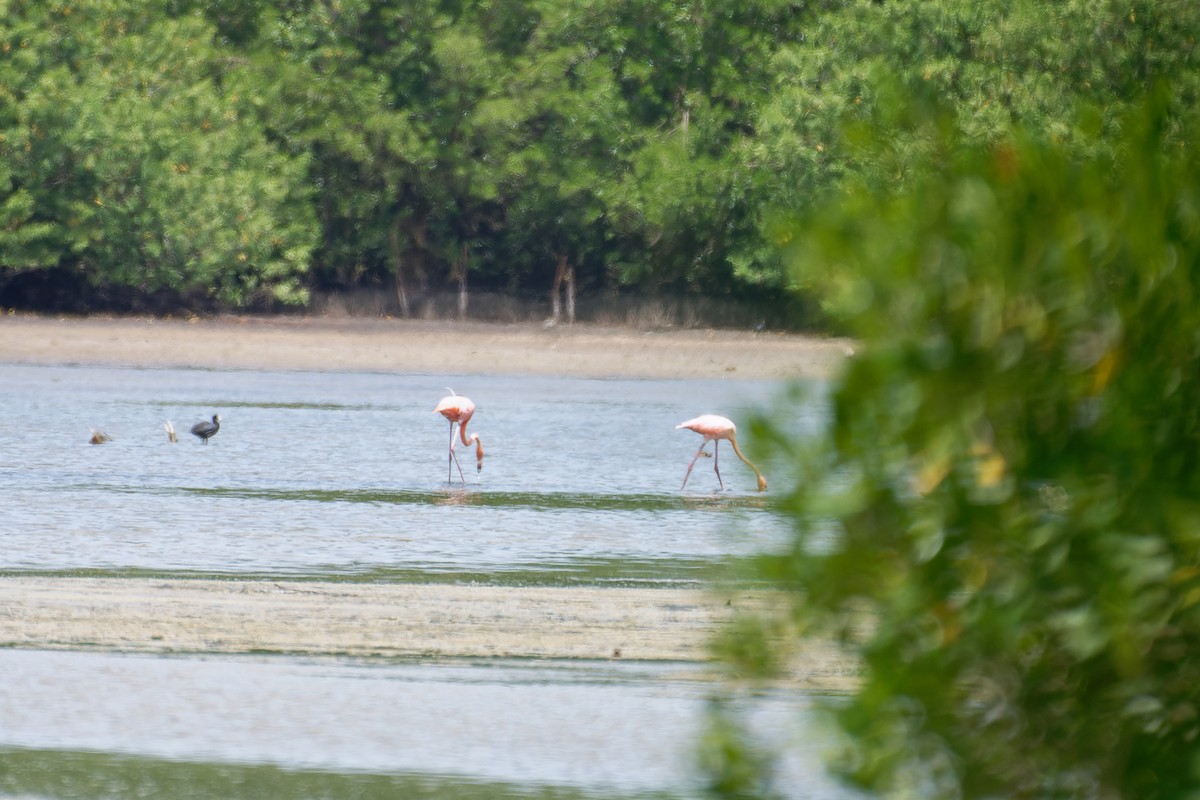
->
xmin=718 ymin=93 xmax=1200 ymax=798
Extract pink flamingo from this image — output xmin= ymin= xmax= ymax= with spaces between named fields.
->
xmin=434 ymin=390 xmax=484 ymax=483
xmin=677 ymin=415 xmax=767 ymax=492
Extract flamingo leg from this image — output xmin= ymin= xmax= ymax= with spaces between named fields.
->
xmin=681 ymin=441 xmax=712 ymax=490
xmin=448 ymin=421 xmax=466 ymax=483
xmin=713 ymin=440 xmax=725 ymax=490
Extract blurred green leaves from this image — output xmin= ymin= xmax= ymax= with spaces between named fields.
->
xmin=731 ymin=90 xmax=1200 ymax=798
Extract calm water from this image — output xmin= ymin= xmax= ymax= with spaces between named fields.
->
xmin=0 ymin=363 xmax=853 ymax=799
xmin=2 ymin=364 xmax=827 ymax=582
xmin=0 ymin=651 xmax=857 ymax=800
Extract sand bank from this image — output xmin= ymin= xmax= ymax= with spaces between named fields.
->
xmin=0 ymin=313 xmax=851 ymax=380
xmin=0 ymin=577 xmax=853 ymax=687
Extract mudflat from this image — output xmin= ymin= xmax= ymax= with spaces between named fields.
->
xmin=0 ymin=312 xmax=852 ymax=380
xmin=0 ymin=577 xmax=854 ymax=688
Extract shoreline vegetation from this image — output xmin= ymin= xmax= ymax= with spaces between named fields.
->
xmin=1 ymin=312 xmax=853 ymax=682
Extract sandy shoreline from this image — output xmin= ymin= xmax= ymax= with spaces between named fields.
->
xmin=2 ymin=313 xmax=848 ymax=678
xmin=0 ymin=577 xmax=733 ymax=661
xmin=0 ymin=312 xmax=851 ymax=380
xmin=0 ymin=577 xmax=852 ymax=687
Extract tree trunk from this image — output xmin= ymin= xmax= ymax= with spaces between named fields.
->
xmin=549 ymin=255 xmax=576 ymax=325
xmin=565 ymin=260 xmax=576 ymax=324
xmin=550 ymin=254 xmax=567 ymax=323
xmin=457 ymin=242 xmax=469 ymax=320
xmin=388 ymin=220 xmax=410 ymax=318
xmin=408 ymin=217 xmax=432 ymax=292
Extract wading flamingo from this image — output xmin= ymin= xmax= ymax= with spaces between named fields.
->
xmin=435 ymin=390 xmax=484 ymax=483
xmin=677 ymin=414 xmax=767 ymax=492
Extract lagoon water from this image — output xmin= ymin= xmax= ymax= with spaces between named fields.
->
xmin=0 ymin=363 xmax=856 ymax=799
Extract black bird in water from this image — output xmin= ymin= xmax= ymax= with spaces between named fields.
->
xmin=191 ymin=414 xmax=221 ymax=444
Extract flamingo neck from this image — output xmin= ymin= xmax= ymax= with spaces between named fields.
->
xmin=459 ymin=423 xmax=484 ymax=470
xmin=458 ymin=420 xmax=478 ymax=448
xmin=728 ymin=436 xmax=768 ymax=492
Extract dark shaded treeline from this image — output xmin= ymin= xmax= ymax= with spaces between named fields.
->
xmin=1 ymin=0 xmax=1196 ymax=324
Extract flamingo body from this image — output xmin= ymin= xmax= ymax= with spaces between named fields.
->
xmin=435 ymin=394 xmax=476 ymax=426
xmin=435 ymin=392 xmax=484 ymax=482
xmin=677 ymin=414 xmax=737 ymax=441
xmin=677 ymin=414 xmax=767 ymax=492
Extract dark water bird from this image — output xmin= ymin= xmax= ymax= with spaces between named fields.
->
xmin=88 ymin=428 xmax=112 ymax=445
xmin=190 ymin=414 xmax=221 ymax=444
xmin=164 ymin=421 xmax=178 ymax=443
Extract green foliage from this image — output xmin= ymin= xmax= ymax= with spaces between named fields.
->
xmin=3 ymin=0 xmax=1199 ymax=314
xmin=699 ymin=699 xmax=781 ymax=800
xmin=0 ymin=1 xmax=316 ymax=306
xmin=735 ymin=94 xmax=1200 ymax=797
xmin=749 ymin=0 xmax=1200 ymax=223
xmin=0 ymin=179 xmax=57 ymax=269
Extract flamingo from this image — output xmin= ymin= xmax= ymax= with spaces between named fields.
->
xmin=677 ymin=414 xmax=767 ymax=492
xmin=434 ymin=390 xmax=484 ymax=483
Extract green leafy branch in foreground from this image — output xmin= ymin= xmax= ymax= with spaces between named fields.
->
xmin=715 ymin=92 xmax=1200 ymax=798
